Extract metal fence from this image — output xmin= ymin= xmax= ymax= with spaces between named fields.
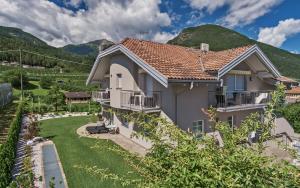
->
xmin=0 ymin=83 xmax=13 ymax=108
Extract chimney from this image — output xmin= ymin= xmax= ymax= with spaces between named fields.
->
xmin=99 ymin=40 xmax=114 ymax=52
xmin=200 ymin=43 xmax=209 ymax=52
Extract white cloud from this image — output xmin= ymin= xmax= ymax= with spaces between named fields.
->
xmin=0 ymin=0 xmax=172 ymax=47
xmin=152 ymin=32 xmax=177 ymax=43
xmin=186 ymin=0 xmax=226 ymax=14
xmin=186 ymin=0 xmax=282 ymax=27
xmin=258 ymin=18 xmax=300 ymax=47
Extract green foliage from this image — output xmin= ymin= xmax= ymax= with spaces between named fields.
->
xmin=39 ymin=76 xmax=53 ymax=89
xmin=267 ymin=83 xmax=286 ymax=117
xmin=58 ymin=80 xmax=98 ymax=92
xmin=80 ymin=86 xmax=300 ymax=187
xmin=8 ymin=145 xmax=34 ymax=188
xmin=0 ymin=102 xmax=23 ymax=188
xmin=3 ymin=69 xmax=29 ymax=88
xmin=68 ymin=102 xmax=100 ymax=113
xmin=45 ymin=85 xmax=65 ymax=112
xmin=282 ymin=103 xmax=300 ymax=133
xmin=0 ymin=26 xmax=93 ymax=72
xmin=168 ymin=24 xmax=300 ymax=80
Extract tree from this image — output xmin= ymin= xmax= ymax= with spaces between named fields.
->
xmin=3 ymin=69 xmax=29 ymax=88
xmin=46 ymin=85 xmax=65 ymax=111
xmin=76 ymin=85 xmax=300 ymax=187
xmin=39 ymin=76 xmax=53 ymax=89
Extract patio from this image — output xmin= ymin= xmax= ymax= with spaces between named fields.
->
xmin=77 ymin=123 xmax=147 ymax=156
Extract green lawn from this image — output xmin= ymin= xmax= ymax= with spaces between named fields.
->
xmin=13 ymin=81 xmax=49 ymax=97
xmin=39 ymin=116 xmax=140 ymax=188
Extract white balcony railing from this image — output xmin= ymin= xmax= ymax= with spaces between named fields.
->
xmin=208 ymin=90 xmax=272 ymax=110
xmin=120 ymin=90 xmax=161 ymax=111
xmin=92 ymin=89 xmax=110 ymax=103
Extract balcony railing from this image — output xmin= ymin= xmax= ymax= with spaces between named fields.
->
xmin=92 ymin=89 xmax=110 ymax=103
xmin=120 ymin=90 xmax=161 ymax=111
xmin=208 ymin=90 xmax=272 ymax=110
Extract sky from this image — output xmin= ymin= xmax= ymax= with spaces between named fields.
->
xmin=0 ymin=0 xmax=299 ymax=54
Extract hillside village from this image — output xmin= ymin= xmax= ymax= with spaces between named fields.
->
xmin=1 ymin=1 xmax=300 ymax=187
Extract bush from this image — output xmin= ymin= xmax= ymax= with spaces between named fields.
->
xmin=39 ymin=76 xmax=53 ymax=89
xmin=282 ymin=103 xmax=300 ymax=133
xmin=0 ymin=102 xmax=23 ymax=187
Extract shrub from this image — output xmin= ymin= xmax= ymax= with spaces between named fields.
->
xmin=0 ymin=102 xmax=23 ymax=188
xmin=282 ymin=103 xmax=300 ymax=133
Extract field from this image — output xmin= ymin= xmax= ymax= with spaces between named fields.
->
xmin=39 ymin=116 xmax=140 ymax=188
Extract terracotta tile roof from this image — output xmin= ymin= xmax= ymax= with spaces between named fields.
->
xmin=286 ymin=87 xmax=300 ymax=94
xmin=276 ymin=76 xmax=298 ymax=83
xmin=64 ymin=92 xmax=91 ymax=99
xmin=121 ymin=38 xmax=253 ymax=80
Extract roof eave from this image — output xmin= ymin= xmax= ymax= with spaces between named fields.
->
xmin=217 ymin=44 xmax=281 ymax=79
xmin=86 ymin=44 xmax=169 ymax=88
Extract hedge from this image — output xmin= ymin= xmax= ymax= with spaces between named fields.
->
xmin=0 ymin=102 xmax=23 ymax=188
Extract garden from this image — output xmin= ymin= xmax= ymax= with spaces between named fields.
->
xmin=39 ymin=116 xmax=140 ymax=188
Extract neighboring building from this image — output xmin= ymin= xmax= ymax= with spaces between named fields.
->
xmin=87 ymin=38 xmax=281 ymax=148
xmin=64 ymin=92 xmax=91 ymax=104
xmin=286 ymin=87 xmax=300 ymax=103
xmin=276 ymin=76 xmax=299 ymax=89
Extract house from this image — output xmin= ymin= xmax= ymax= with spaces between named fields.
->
xmin=87 ymin=38 xmax=281 ymax=148
xmin=276 ymin=76 xmax=299 ymax=89
xmin=286 ymin=87 xmax=300 ymax=103
xmin=64 ymin=92 xmax=91 ymax=104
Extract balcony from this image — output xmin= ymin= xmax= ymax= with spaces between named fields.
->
xmin=208 ymin=90 xmax=272 ymax=112
xmin=120 ymin=90 xmax=161 ymax=112
xmin=92 ymin=89 xmax=110 ymax=104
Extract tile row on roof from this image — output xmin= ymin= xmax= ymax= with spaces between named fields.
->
xmin=121 ymin=38 xmax=254 ymax=80
xmin=286 ymin=87 xmax=300 ymax=95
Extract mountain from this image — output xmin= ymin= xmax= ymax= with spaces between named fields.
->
xmin=168 ymin=24 xmax=300 ymax=80
xmin=62 ymin=39 xmax=114 ymax=56
xmin=0 ymin=26 xmax=94 ymax=72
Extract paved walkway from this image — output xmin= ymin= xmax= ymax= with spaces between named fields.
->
xmin=32 ymin=140 xmax=69 ymax=188
xmin=12 ymin=116 xmax=29 ymax=179
xmin=77 ymin=123 xmax=147 ymax=156
xmin=37 ymin=112 xmax=93 ymax=121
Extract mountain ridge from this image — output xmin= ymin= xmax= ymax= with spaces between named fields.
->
xmin=62 ymin=39 xmax=114 ymax=56
xmin=168 ymin=24 xmax=300 ymax=80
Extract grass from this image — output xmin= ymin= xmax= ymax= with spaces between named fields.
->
xmin=39 ymin=116 xmax=140 ymax=188
xmin=13 ymin=81 xmax=49 ymax=96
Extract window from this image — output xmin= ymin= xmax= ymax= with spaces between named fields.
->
xmin=116 ymin=74 xmax=122 ymax=88
xmin=192 ymin=120 xmax=204 ymax=138
xmin=227 ymin=116 xmax=234 ymax=130
xmin=227 ymin=75 xmax=245 ymax=91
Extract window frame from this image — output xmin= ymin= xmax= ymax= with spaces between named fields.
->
xmin=227 ymin=75 xmax=246 ymax=91
xmin=116 ymin=73 xmax=122 ymax=89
